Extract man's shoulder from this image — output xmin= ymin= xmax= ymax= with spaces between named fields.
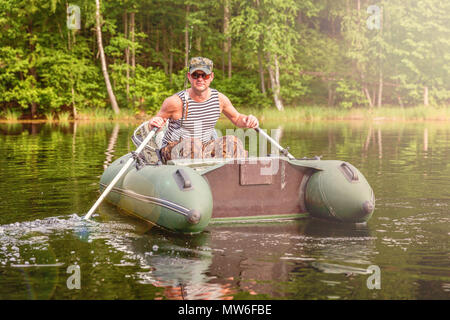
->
xmin=216 ymin=90 xmax=230 ymax=102
xmin=167 ymin=93 xmax=183 ymax=102
xmin=163 ymin=94 xmax=183 ymax=110
xmin=213 ymin=89 xmax=227 ymax=99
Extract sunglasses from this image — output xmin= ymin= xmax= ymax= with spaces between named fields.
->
xmin=191 ymin=72 xmax=211 ymax=80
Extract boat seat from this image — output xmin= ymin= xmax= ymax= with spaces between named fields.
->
xmin=166 ymin=157 xmax=285 ymax=171
xmin=167 ymin=157 xmax=238 ymax=168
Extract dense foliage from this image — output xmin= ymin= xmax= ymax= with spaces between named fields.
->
xmin=1 ymin=0 xmax=449 ymax=119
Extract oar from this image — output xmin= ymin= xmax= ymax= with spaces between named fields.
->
xmin=84 ymin=126 xmax=158 ymax=220
xmin=254 ymin=127 xmax=295 ymax=160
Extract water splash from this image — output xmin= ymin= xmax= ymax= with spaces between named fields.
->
xmin=0 ymin=214 xmax=94 ymax=266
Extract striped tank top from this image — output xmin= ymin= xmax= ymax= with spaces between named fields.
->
xmin=162 ymin=89 xmax=221 ymax=147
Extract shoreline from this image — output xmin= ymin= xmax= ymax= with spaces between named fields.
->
xmin=3 ymin=105 xmax=450 ymax=123
xmin=2 ymin=117 xmax=450 ymax=125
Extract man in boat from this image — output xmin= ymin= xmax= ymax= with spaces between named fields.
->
xmin=148 ymin=57 xmax=259 ymax=163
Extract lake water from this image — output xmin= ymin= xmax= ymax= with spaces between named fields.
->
xmin=0 ymin=120 xmax=448 ymax=300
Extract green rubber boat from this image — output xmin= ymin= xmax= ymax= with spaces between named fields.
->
xmin=99 ymin=154 xmax=375 ymax=234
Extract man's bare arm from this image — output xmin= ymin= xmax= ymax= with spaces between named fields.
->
xmin=149 ymin=95 xmax=183 ymax=128
xmin=219 ymin=93 xmax=259 ymax=128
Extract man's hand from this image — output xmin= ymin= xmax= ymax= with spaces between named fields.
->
xmin=148 ymin=116 xmax=167 ymax=129
xmin=243 ymin=114 xmax=259 ymax=129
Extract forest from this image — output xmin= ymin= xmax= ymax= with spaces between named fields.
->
xmin=1 ymin=0 xmax=449 ymax=120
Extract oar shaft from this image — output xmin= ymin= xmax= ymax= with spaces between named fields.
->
xmin=255 ymin=127 xmax=295 ymax=160
xmin=84 ymin=127 xmax=158 ymax=220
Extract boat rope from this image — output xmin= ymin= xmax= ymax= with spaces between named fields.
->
xmin=100 ymin=183 xmax=192 ymax=217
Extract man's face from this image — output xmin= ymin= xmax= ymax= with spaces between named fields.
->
xmin=188 ymin=71 xmax=214 ymax=92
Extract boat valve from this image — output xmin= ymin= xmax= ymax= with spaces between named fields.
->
xmin=186 ymin=209 xmax=201 ymax=224
xmin=362 ymin=200 xmax=374 ymax=215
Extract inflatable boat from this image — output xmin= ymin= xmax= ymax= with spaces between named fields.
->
xmin=97 ymin=124 xmax=375 ymax=234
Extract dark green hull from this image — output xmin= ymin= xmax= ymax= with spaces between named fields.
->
xmin=100 ymin=155 xmax=375 ymax=233
xmin=100 ymin=154 xmax=213 ymax=234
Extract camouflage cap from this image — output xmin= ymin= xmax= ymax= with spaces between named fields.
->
xmin=189 ymin=57 xmax=213 ymax=75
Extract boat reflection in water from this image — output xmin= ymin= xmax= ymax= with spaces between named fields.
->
xmin=98 ymin=204 xmax=375 ymax=300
